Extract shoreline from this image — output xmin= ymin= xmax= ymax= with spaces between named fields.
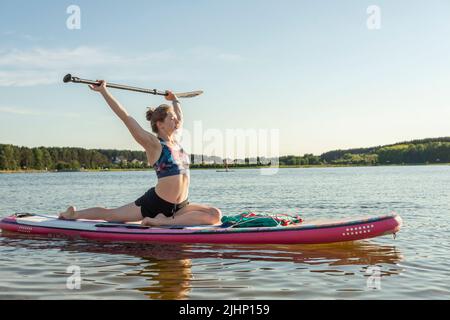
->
xmin=1 ymin=162 xmax=448 ymax=174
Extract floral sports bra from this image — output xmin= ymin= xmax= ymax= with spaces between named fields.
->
xmin=153 ymin=138 xmax=190 ymax=179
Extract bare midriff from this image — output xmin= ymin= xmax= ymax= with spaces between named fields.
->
xmin=155 ymin=173 xmax=190 ymax=204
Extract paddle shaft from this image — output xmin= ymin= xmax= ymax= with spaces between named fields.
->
xmin=63 ymin=74 xmax=203 ymax=98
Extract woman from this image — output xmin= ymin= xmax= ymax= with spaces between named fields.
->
xmin=59 ymin=80 xmax=222 ymax=227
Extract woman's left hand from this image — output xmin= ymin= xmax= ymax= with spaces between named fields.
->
xmin=165 ymin=90 xmax=179 ymax=102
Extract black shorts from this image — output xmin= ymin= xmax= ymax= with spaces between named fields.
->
xmin=135 ymin=187 xmax=189 ymax=219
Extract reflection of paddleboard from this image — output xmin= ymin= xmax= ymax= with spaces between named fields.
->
xmin=216 ymin=170 xmax=234 ymax=172
xmin=0 ymin=213 xmax=402 ymax=245
xmin=0 ymin=234 xmax=404 ymax=267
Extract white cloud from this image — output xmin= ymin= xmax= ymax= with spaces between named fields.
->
xmin=0 ymin=105 xmax=80 ymax=118
xmin=218 ymin=53 xmax=244 ymax=62
xmin=0 ymin=47 xmax=178 ymax=87
xmin=0 ymin=106 xmax=43 ymax=116
xmin=1 ymin=30 xmax=38 ymax=40
xmin=61 ymin=112 xmax=81 ymax=118
xmin=0 ymin=46 xmax=239 ymax=88
xmin=0 ymin=70 xmax=58 ymax=86
xmin=2 ymin=30 xmax=16 ymax=36
xmin=0 ymin=47 xmax=113 ymax=68
xmin=188 ymin=46 xmax=244 ymax=62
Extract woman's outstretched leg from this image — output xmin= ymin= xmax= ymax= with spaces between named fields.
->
xmin=59 ymin=202 xmax=143 ymax=223
xmin=59 ymin=206 xmax=109 ymax=220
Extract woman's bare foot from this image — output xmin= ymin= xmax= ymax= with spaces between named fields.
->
xmin=141 ymin=217 xmax=157 ymax=226
xmin=59 ymin=206 xmax=77 ymax=220
xmin=141 ymin=215 xmax=169 ymax=227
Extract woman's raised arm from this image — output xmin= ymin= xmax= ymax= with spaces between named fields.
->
xmin=91 ymin=81 xmax=159 ymax=149
xmin=165 ymin=91 xmax=183 ymax=125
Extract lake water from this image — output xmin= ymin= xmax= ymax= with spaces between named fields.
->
xmin=0 ymin=166 xmax=449 ymax=299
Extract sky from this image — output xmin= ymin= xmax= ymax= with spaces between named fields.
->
xmin=0 ymin=0 xmax=449 ymax=158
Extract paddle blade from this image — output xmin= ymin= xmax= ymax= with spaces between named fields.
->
xmin=175 ymin=90 xmax=204 ymax=98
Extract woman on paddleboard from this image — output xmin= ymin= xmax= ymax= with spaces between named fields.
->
xmin=59 ymin=80 xmax=222 ymax=226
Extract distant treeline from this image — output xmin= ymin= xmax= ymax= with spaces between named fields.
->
xmin=1 ymin=137 xmax=449 ymax=171
xmin=0 ymin=146 xmax=148 ymax=171
xmin=320 ymin=137 xmax=450 ymax=165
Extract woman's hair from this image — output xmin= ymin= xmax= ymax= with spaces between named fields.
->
xmin=146 ymin=104 xmax=171 ymax=133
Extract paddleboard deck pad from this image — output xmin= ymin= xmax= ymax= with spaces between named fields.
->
xmin=0 ymin=213 xmax=402 ymax=244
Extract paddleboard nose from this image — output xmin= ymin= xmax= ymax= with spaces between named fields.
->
xmin=393 ymin=213 xmax=403 ymax=232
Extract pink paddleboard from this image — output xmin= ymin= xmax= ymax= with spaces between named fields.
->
xmin=0 ymin=213 xmax=402 ymax=245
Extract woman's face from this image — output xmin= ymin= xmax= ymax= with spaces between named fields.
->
xmin=159 ymin=109 xmax=180 ymax=133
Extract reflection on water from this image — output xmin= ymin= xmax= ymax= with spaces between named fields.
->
xmin=132 ymin=259 xmax=193 ymax=300
xmin=0 ymin=232 xmax=403 ymax=299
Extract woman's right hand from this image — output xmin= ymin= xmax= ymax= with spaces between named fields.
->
xmin=89 ymin=80 xmax=107 ymax=93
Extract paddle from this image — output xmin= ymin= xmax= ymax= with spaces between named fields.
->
xmin=63 ymin=74 xmax=203 ymax=98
